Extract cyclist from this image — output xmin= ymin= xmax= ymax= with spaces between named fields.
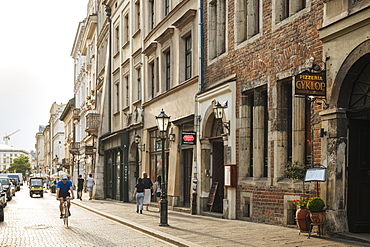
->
xmin=56 ymin=175 xmax=74 ymax=218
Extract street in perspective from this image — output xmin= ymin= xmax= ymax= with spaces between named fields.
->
xmin=1 ymin=184 xmax=370 ymax=247
xmin=0 ymin=186 xmax=175 ymax=247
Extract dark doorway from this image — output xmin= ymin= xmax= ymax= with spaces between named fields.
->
xmin=348 ymin=119 xmax=370 ymax=232
xmin=182 ymin=149 xmax=193 ymax=207
xmin=211 ymin=139 xmax=224 ymax=213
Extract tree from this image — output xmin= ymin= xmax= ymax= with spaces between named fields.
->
xmin=7 ymin=155 xmax=32 ymax=176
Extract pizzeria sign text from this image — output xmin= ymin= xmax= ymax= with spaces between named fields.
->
xmin=295 ymin=70 xmax=326 ymax=97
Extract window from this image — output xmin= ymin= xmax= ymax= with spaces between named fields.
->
xmin=275 ymin=0 xmax=306 ymax=22
xmin=165 ymin=50 xmax=171 ymax=91
xmin=209 ymin=0 xmax=226 ymax=59
xmin=235 ymin=0 xmax=260 ymax=43
xmin=124 ymin=14 xmax=129 ymax=43
xmin=185 ymin=35 xmax=192 ymax=80
xmin=164 ymin=0 xmax=170 ymax=16
xmin=150 ymin=0 xmax=155 ymax=30
xmin=242 ymin=87 xmax=268 ymax=178
xmin=135 ymin=67 xmax=141 ymax=101
xmin=149 ymin=62 xmax=155 ymax=99
xmin=114 ymin=25 xmax=120 ymax=54
xmin=135 ymin=1 xmax=140 ymax=31
xmin=113 ymin=74 xmax=120 ymax=112
xmin=124 ymin=76 xmax=129 ymax=107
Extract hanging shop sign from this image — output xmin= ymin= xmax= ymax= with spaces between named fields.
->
xmin=295 ymin=70 xmax=326 ymax=97
xmin=182 ymin=132 xmax=196 ymax=145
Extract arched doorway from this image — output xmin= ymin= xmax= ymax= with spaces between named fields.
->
xmin=346 ymin=55 xmax=370 ymax=232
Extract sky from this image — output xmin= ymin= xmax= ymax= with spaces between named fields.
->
xmin=0 ymin=1 xmax=88 ymax=153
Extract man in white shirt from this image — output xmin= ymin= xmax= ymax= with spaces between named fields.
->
xmin=85 ymin=174 xmax=95 ymax=200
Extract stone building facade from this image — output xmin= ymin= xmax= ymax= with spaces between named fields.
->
xmin=56 ymin=0 xmax=370 ymax=235
xmin=200 ymin=0 xmax=324 ymax=225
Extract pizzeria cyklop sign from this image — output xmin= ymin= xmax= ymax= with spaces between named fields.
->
xmin=182 ymin=132 xmax=196 ymax=145
xmin=295 ymin=70 xmax=326 ymax=97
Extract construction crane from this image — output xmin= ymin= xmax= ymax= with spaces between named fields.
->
xmin=3 ymin=129 xmax=20 ymax=145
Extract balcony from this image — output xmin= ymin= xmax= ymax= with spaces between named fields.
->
xmin=73 ymin=108 xmax=80 ymax=120
xmin=86 ymin=112 xmax=100 ymax=135
xmin=69 ymin=142 xmax=80 ymax=155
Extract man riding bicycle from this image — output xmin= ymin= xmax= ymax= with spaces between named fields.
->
xmin=56 ymin=175 xmax=74 ymax=218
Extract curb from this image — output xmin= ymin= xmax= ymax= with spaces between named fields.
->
xmin=72 ymin=200 xmax=201 ymax=247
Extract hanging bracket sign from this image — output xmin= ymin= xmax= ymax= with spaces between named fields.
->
xmin=182 ymin=132 xmax=196 ymax=145
xmin=295 ymin=70 xmax=326 ymax=97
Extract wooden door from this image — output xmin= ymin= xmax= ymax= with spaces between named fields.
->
xmin=348 ymin=119 xmax=370 ymax=232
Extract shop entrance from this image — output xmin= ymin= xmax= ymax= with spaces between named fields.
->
xmin=348 ymin=119 xmax=370 ymax=232
xmin=210 ymin=139 xmax=224 ymax=213
xmin=346 ymin=55 xmax=370 ymax=232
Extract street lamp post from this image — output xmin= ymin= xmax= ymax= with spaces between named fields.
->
xmin=156 ymin=109 xmax=170 ymax=226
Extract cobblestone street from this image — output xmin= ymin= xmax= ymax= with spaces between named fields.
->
xmin=0 ymin=187 xmax=174 ymax=247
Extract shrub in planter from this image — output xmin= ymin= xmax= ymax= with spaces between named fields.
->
xmin=307 ymin=197 xmax=325 ymax=212
xmin=307 ymin=197 xmax=325 ymax=224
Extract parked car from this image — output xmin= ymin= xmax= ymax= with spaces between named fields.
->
xmin=0 ymin=183 xmax=7 ymax=207
xmin=0 ymin=183 xmax=6 ymax=221
xmin=0 ymin=177 xmax=12 ymax=201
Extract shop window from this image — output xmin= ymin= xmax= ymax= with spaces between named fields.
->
xmin=149 ymin=130 xmax=169 ymax=182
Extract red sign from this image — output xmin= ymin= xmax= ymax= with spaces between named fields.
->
xmin=182 ymin=132 xmax=196 ymax=145
xmin=183 ymin=135 xmax=194 ymax=142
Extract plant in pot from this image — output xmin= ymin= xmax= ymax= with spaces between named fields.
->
xmin=307 ymin=197 xmax=325 ymax=223
xmin=285 ymin=161 xmax=308 ymax=180
xmin=293 ymin=197 xmax=310 ymax=232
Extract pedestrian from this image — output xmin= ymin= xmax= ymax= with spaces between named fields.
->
xmin=45 ymin=177 xmax=49 ymax=189
xmin=142 ymin=172 xmax=153 ymax=211
xmin=77 ymin=174 xmax=84 ymax=200
xmin=133 ymin=178 xmax=145 ymax=214
xmin=152 ymin=175 xmax=162 ymax=212
xmin=85 ymin=174 xmax=95 ymax=200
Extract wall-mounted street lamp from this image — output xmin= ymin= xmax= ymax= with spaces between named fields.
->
xmin=213 ymin=101 xmax=230 ymax=135
xmin=156 ymin=109 xmax=170 ymax=227
xmin=134 ymin=135 xmax=146 ymax=152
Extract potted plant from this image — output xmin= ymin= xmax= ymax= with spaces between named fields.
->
xmin=307 ymin=197 xmax=325 ymax=223
xmin=293 ymin=197 xmax=310 ymax=232
xmin=285 ymin=161 xmax=308 ymax=180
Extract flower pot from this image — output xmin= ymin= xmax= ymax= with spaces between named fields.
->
xmin=296 ymin=207 xmax=310 ymax=231
xmin=309 ymin=211 xmax=324 ymax=224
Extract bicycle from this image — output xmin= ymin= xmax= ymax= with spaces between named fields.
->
xmin=59 ymin=197 xmax=72 ymax=227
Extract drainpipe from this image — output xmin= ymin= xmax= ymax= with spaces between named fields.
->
xmin=192 ymin=0 xmax=204 ymax=215
xmin=105 ymin=4 xmax=112 ymax=133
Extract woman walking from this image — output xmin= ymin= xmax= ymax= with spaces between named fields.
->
xmin=133 ymin=178 xmax=145 ymax=214
xmin=152 ymin=175 xmax=162 ymax=212
xmin=142 ymin=172 xmax=153 ymax=211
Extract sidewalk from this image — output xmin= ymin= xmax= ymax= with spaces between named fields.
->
xmin=68 ymin=194 xmax=370 ymax=247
